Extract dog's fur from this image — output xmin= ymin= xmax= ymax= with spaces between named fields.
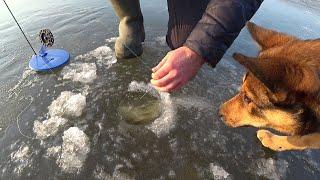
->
xmin=219 ymin=22 xmax=320 ymax=151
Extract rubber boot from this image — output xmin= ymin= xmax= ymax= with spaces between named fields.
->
xmin=110 ymin=0 xmax=145 ymax=59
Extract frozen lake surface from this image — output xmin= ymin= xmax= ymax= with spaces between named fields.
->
xmin=0 ymin=0 xmax=320 ymax=179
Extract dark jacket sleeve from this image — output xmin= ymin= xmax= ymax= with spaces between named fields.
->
xmin=184 ymin=0 xmax=263 ymax=67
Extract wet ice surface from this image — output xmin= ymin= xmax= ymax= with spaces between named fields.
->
xmin=1 ymin=0 xmax=320 ymax=179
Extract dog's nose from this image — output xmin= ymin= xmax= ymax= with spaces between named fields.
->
xmin=218 ymin=109 xmax=224 ymax=118
xmin=218 ymin=112 xmax=223 ymax=118
xmin=218 ymin=105 xmax=225 ymax=118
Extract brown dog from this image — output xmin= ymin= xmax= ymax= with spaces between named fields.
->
xmin=219 ymin=22 xmax=320 ymax=151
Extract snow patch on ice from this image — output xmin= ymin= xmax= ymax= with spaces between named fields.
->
xmin=255 ymin=158 xmax=288 ymax=180
xmin=10 ymin=145 xmax=32 ymax=175
xmin=61 ymin=63 xmax=97 ymax=84
xmin=33 ymin=116 xmax=68 ymax=139
xmin=57 ymin=127 xmax=90 ymax=173
xmin=128 ymin=81 xmax=176 ymax=137
xmin=105 ymin=37 xmax=117 ymax=43
xmin=46 ymin=146 xmax=62 ymax=158
xmin=155 ymin=36 xmax=167 ymax=46
xmin=209 ymin=163 xmax=230 ymax=180
xmin=75 ymin=45 xmax=117 ymax=68
xmin=94 ymin=164 xmax=133 ymax=180
xmin=48 ymin=91 xmax=86 ymax=118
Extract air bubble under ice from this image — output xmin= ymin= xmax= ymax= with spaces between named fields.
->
xmin=48 ymin=91 xmax=86 ymax=118
xmin=57 ymin=127 xmax=90 ymax=173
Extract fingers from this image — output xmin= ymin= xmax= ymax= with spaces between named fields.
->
xmin=151 ymin=59 xmax=172 ymax=80
xmin=152 ymin=53 xmax=170 ymax=72
xmin=150 ymin=70 xmax=178 ymax=87
xmin=153 ymin=78 xmax=182 ymax=92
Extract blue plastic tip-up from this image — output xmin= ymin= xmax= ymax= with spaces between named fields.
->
xmin=29 ymin=45 xmax=70 ymax=72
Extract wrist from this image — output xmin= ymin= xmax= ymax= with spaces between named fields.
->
xmin=182 ymin=46 xmax=205 ymax=65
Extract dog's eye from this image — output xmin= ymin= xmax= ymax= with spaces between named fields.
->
xmin=243 ymin=94 xmax=251 ymax=104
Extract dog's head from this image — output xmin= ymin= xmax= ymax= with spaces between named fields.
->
xmin=219 ymin=22 xmax=320 ymax=134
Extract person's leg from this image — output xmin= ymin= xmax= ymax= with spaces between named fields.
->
xmin=166 ymin=0 xmax=209 ymax=49
xmin=110 ymin=0 xmax=145 ymax=59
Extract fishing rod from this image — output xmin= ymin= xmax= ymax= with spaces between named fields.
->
xmin=2 ymin=0 xmax=70 ymax=72
xmin=2 ymin=0 xmax=37 ymax=55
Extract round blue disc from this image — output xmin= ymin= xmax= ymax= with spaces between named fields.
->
xmin=29 ymin=49 xmax=70 ymax=72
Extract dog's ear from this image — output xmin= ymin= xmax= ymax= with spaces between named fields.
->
xmin=246 ymin=22 xmax=297 ymax=50
xmin=233 ymin=53 xmax=274 ymax=90
xmin=233 ymin=53 xmax=320 ymax=94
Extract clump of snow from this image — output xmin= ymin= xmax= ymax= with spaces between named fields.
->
xmin=45 ymin=146 xmax=62 ymax=158
xmin=105 ymin=37 xmax=117 ymax=43
xmin=22 ymin=69 xmax=36 ymax=79
xmin=57 ymin=127 xmax=90 ymax=173
xmin=255 ymin=158 xmax=288 ymax=180
xmin=155 ymin=36 xmax=167 ymax=46
xmin=94 ymin=164 xmax=133 ymax=180
xmin=128 ymin=81 xmax=176 ymax=137
xmin=209 ymin=163 xmax=230 ymax=180
xmin=10 ymin=145 xmax=32 ymax=175
xmin=48 ymin=91 xmax=86 ymax=118
xmin=61 ymin=63 xmax=97 ymax=84
xmin=33 ymin=116 xmax=68 ymax=139
xmin=75 ymin=45 xmax=117 ymax=68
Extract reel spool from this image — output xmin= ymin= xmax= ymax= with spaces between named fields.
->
xmin=29 ymin=29 xmax=70 ymax=72
xmin=39 ymin=29 xmax=54 ymax=47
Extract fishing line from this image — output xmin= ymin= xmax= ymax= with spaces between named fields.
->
xmin=16 ymin=95 xmax=36 ymax=140
xmin=121 ymin=43 xmax=153 ymax=98
xmin=2 ymin=0 xmax=37 ymax=55
xmin=107 ymin=26 xmax=154 ymax=98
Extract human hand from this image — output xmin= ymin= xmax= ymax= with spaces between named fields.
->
xmin=150 ymin=46 xmax=205 ymax=92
